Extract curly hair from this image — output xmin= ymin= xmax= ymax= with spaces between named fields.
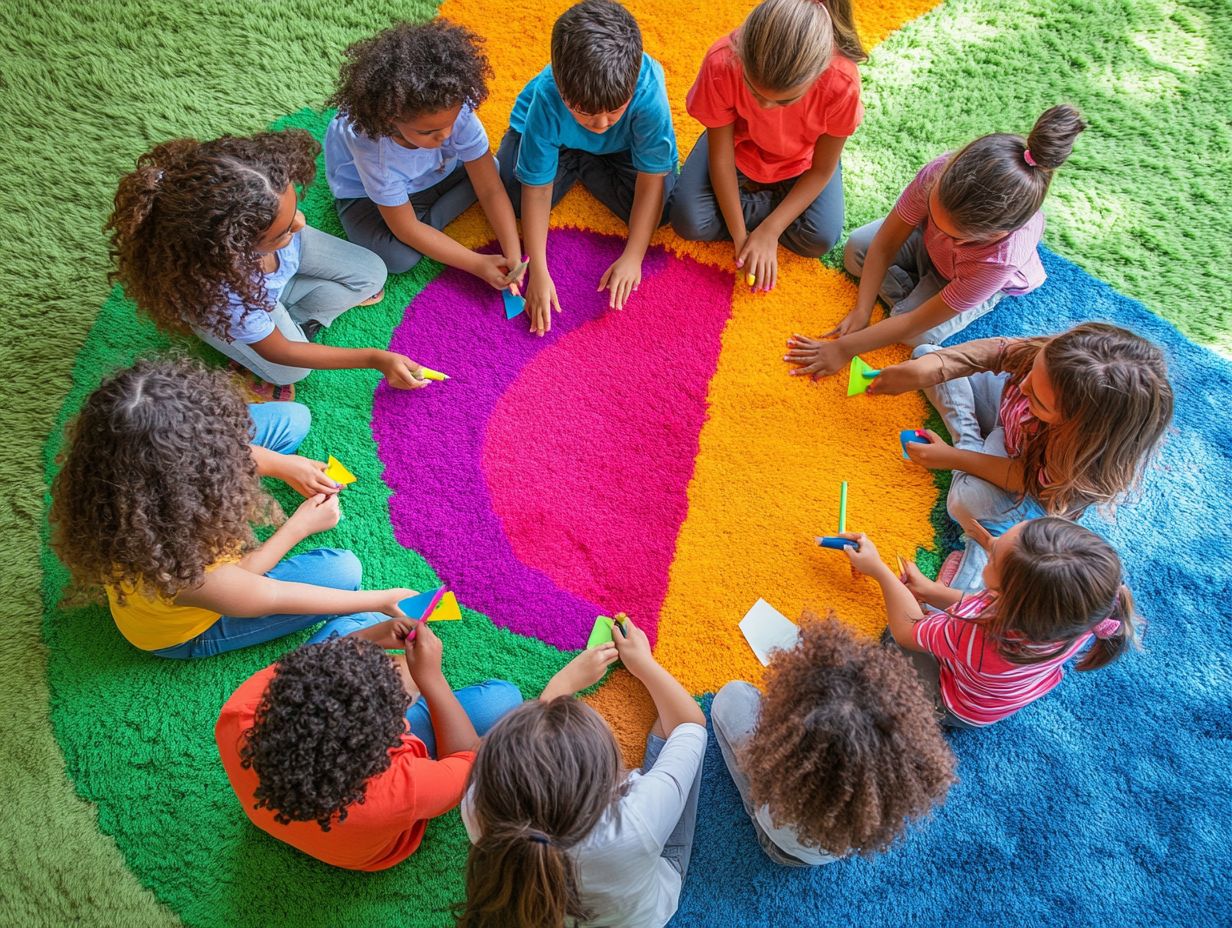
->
xmin=240 ymin=637 xmax=414 ymax=830
xmin=106 ymin=130 xmax=319 ymax=340
xmin=50 ymin=356 xmax=273 ymax=603
xmin=329 ymin=20 xmax=492 ymax=139
xmin=744 ymin=616 xmax=956 ymax=857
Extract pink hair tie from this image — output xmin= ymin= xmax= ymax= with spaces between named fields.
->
xmin=1092 ymin=617 xmax=1121 ymax=639
xmin=1023 ymin=149 xmax=1037 ymax=167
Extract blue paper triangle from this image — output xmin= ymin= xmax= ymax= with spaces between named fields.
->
xmin=397 ymin=586 xmax=445 ymax=620
xmin=503 ymin=288 xmax=526 ymax=319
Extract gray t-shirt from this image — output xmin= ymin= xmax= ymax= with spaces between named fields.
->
xmin=462 ymin=722 xmax=707 ymax=928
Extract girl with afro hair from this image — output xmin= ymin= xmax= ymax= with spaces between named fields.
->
xmin=325 ymin=20 xmax=524 ymax=285
xmin=108 ymin=130 xmax=428 ymax=400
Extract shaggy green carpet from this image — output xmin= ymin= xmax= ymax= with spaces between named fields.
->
xmin=4 ymin=0 xmax=1231 ymax=926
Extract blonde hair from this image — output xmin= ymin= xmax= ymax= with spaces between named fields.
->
xmin=735 ymin=0 xmax=835 ymax=93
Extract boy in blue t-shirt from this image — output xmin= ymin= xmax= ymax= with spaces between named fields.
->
xmin=496 ymin=0 xmax=678 ymax=335
xmin=326 ymin=21 xmax=524 ymax=288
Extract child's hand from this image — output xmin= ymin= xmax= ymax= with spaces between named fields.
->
xmin=275 ymin=454 xmax=340 ymax=498
xmin=598 ymin=254 xmax=641 ymax=310
xmin=475 ymin=253 xmax=519 ymax=291
xmin=405 ymin=620 xmax=445 ymax=686
xmin=377 ymin=351 xmax=431 ymax=390
xmin=611 ymin=615 xmax=655 ymax=679
xmin=865 ymin=361 xmax=917 ymax=396
xmin=378 ymin=587 xmax=421 ymax=620
xmin=784 ymin=334 xmax=851 ymax=379
xmin=736 ymin=227 xmax=778 ymax=292
xmin=841 ymin=532 xmax=886 ymax=575
xmin=900 ymin=560 xmax=939 ymax=603
xmin=903 ymin=429 xmax=953 ymax=470
xmin=526 ymin=271 xmax=561 ymax=337
xmin=357 ymin=616 xmax=416 ymax=650
xmin=822 ymin=306 xmax=873 ymax=339
xmin=287 ymin=492 xmax=341 ymax=538
xmin=958 ymin=514 xmax=995 ymax=552
xmin=501 ymin=254 xmax=527 ymax=292
xmin=545 ymin=645 xmax=619 ymax=698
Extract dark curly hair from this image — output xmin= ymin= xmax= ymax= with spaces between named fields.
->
xmin=240 ymin=636 xmax=414 ymax=830
xmin=50 ymin=356 xmax=274 ymax=603
xmin=744 ymin=616 xmax=957 ymax=857
xmin=106 ymin=130 xmax=319 ymax=340
xmin=329 ymin=20 xmax=492 ymax=139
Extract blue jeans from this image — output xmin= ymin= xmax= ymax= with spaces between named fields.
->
xmin=641 ymin=729 xmax=704 ymax=881
xmin=307 ymin=612 xmax=525 ymax=758
xmin=912 ymin=344 xmax=1046 ymax=592
xmin=248 ymin=400 xmax=312 ymax=454
xmin=152 ymin=548 xmax=368 ymax=659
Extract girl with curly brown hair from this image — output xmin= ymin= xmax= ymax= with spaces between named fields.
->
xmin=107 ymin=130 xmax=428 ymax=398
xmin=50 ymin=357 xmax=417 ymax=658
xmin=869 ymin=322 xmax=1173 ymax=590
xmin=458 ymin=615 xmax=707 ymax=928
xmin=843 ymin=517 xmax=1140 ymax=728
xmin=217 ymin=620 xmax=522 ymax=870
xmin=711 ymin=616 xmax=956 ymax=866
xmin=325 ymin=20 xmax=524 ymax=282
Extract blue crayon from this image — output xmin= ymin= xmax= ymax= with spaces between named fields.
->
xmin=900 ymin=429 xmax=928 ymax=458
xmin=816 ymin=536 xmax=858 ymax=550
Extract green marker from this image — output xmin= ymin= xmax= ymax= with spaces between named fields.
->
xmin=838 ymin=481 xmax=848 ymax=534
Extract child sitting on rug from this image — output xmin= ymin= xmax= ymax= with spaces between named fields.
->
xmin=107 ymin=130 xmax=426 ymax=400
xmin=497 ymin=0 xmax=678 ymax=334
xmin=217 ymin=618 xmax=523 ymax=870
xmin=870 ymin=323 xmax=1173 ymax=590
xmin=671 ymin=0 xmax=865 ymax=288
xmin=50 ymin=357 xmax=416 ymax=659
xmin=785 ymin=105 xmax=1087 ymax=377
xmin=325 ymin=20 xmax=524 ymax=282
xmin=843 ymin=518 xmax=1139 ymax=729
xmin=457 ymin=616 xmax=706 ymax=928
xmin=712 ymin=617 xmax=956 ymax=866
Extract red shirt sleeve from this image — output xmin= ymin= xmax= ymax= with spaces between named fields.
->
xmin=381 ymin=745 xmax=477 ymax=824
xmin=821 ymin=57 xmax=863 ymax=138
xmin=686 ymin=41 xmax=738 ymax=129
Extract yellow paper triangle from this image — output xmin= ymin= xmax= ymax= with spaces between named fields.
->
xmin=324 ymin=455 xmax=357 ymax=486
xmin=428 ymin=591 xmax=462 ymax=621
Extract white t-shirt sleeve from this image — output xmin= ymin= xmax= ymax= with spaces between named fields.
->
xmin=622 ymin=722 xmax=707 ymax=850
xmin=452 ymin=107 xmax=491 ymax=163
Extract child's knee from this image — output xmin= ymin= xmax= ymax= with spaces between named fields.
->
xmin=381 ymin=248 xmax=423 ymax=276
xmin=783 ymin=222 xmax=839 ymax=259
xmin=282 ymin=402 xmax=312 ymax=447
xmin=357 ymin=249 xmax=390 ymax=293
xmin=712 ymin=680 xmax=761 ymax=741
xmin=315 ymin=548 xmax=364 ymax=590
xmin=842 ymin=235 xmax=866 ymax=276
xmin=669 ymin=197 xmax=718 ymax=242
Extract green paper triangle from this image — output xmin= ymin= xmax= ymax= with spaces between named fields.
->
xmin=587 ymin=615 xmax=615 ymax=649
xmin=847 ymin=356 xmax=876 ymax=397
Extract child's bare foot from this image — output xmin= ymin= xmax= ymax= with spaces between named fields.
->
xmin=357 ymin=288 xmax=385 ymax=306
xmin=227 ymin=361 xmax=294 ymax=403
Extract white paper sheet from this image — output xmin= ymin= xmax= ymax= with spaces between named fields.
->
xmin=738 ymin=599 xmax=800 ymax=666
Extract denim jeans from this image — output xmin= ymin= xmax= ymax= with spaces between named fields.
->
xmin=306 ymin=612 xmax=524 ymax=758
xmin=912 ymin=344 xmax=1046 ymax=592
xmin=196 ymin=225 xmax=387 ymax=386
xmin=843 ymin=219 xmax=1004 ymax=347
xmin=670 ymin=131 xmax=844 ymax=259
xmin=880 ymin=630 xmax=977 ymax=730
xmin=247 ymin=400 xmax=312 ymax=454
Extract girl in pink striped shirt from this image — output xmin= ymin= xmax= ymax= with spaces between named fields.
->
xmin=842 ymin=517 xmax=1139 ymax=728
xmin=786 ymin=105 xmax=1085 ymax=379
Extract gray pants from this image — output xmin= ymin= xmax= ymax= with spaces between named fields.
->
xmin=843 ymin=218 xmax=1003 ymax=346
xmin=913 ymin=343 xmax=1046 ymax=591
xmin=669 ymin=131 xmax=844 ymax=259
xmin=711 ymin=682 xmax=837 ymax=867
xmin=880 ymin=630 xmax=977 ymax=730
xmin=335 ymin=163 xmax=479 ymax=274
xmin=196 ymin=226 xmax=387 ymax=386
xmin=496 ymin=129 xmax=675 ymax=225
xmin=641 ymin=730 xmax=704 ymax=880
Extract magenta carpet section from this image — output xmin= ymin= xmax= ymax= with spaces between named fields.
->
xmin=372 ymin=228 xmax=733 ymax=649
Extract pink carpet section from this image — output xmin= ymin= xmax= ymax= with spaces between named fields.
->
xmin=372 ymin=228 xmax=732 ymax=649
xmin=482 ymin=246 xmax=733 ymax=643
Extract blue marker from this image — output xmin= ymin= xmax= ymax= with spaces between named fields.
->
xmin=816 ymin=536 xmax=858 ymax=550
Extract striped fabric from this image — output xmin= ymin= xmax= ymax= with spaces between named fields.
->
xmin=913 ymin=592 xmax=1093 ymax=726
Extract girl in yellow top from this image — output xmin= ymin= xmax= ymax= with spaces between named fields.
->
xmin=50 ymin=357 xmax=414 ymax=659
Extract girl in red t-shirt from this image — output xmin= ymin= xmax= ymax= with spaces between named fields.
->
xmin=670 ymin=0 xmax=865 ymax=289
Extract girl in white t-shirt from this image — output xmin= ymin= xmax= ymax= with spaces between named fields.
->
xmin=457 ymin=616 xmax=706 ymax=928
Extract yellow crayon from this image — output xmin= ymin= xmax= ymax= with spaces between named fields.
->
xmin=418 ymin=366 xmax=449 ymax=382
xmin=746 ymin=273 xmax=756 ymax=287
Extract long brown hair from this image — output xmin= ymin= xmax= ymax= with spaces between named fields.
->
xmin=106 ymin=130 xmax=318 ymax=340
xmin=1003 ymin=323 xmax=1173 ymax=517
xmin=979 ymin=518 xmax=1140 ymax=671
xmin=50 ymin=357 xmax=273 ymax=602
xmin=822 ymin=0 xmax=867 ymax=62
xmin=937 ymin=104 xmax=1087 ymax=238
xmin=743 ymin=616 xmax=956 ymax=857
xmin=735 ymin=0 xmax=834 ymax=93
xmin=457 ymin=698 xmax=625 ymax=928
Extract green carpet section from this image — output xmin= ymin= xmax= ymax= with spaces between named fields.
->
xmin=842 ymin=0 xmax=1232 ymax=353
xmin=1 ymin=4 xmax=440 ymax=925
xmin=41 ymin=107 xmax=584 ymax=928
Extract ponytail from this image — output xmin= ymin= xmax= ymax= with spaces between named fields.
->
xmin=936 ymin=103 xmax=1087 ymax=239
xmin=1076 ymin=585 xmax=1141 ymax=671
xmin=458 ymin=826 xmax=586 ymax=928
xmin=821 ymin=0 xmax=867 ymax=62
